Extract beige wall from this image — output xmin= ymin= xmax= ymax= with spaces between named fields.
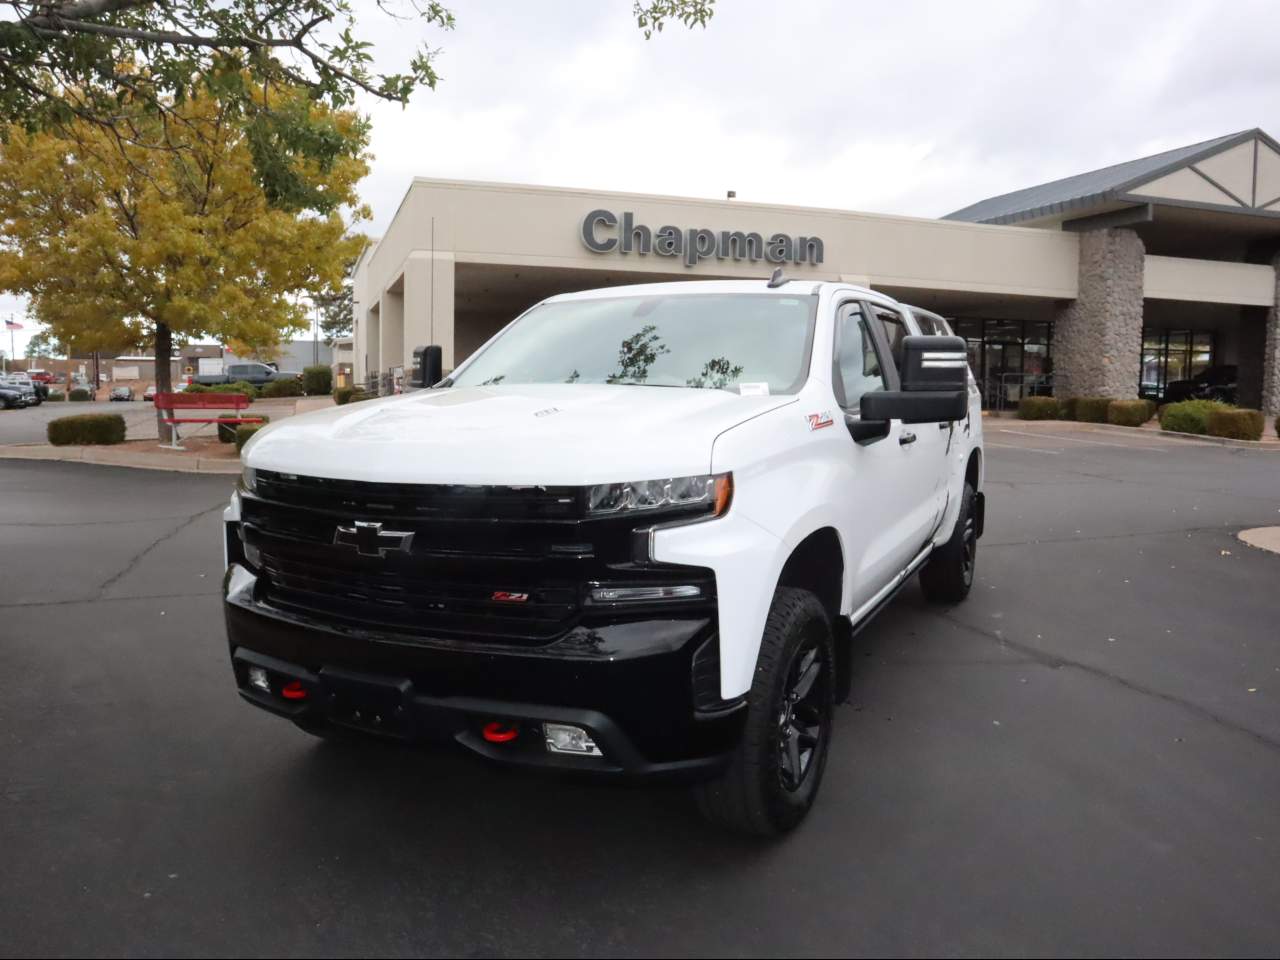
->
xmin=1143 ymin=254 xmax=1276 ymax=306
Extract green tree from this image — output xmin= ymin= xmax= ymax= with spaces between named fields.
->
xmin=316 ymin=251 xmax=359 ymax=344
xmin=0 ymin=81 xmax=368 ymax=441
xmin=0 ymin=1 xmax=714 ymax=189
xmin=25 ymin=327 xmax=65 ymax=358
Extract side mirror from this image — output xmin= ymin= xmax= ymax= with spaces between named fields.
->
xmin=859 ymin=335 xmax=969 ymax=425
xmin=409 ymin=344 xmax=444 ymax=390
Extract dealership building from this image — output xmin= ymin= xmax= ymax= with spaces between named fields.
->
xmin=352 ymin=128 xmax=1280 ymax=415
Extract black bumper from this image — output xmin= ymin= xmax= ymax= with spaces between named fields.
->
xmin=224 ymin=567 xmax=745 ymax=780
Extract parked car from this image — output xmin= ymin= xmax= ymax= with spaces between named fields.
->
xmin=1 ymin=374 xmax=40 ymax=406
xmin=222 ymin=277 xmax=985 ymax=836
xmin=27 ymin=368 xmax=55 ymax=384
xmin=143 ymin=384 xmax=157 ymax=401
xmin=191 ymin=361 xmax=302 ymax=387
xmin=0 ymin=380 xmax=28 ymax=409
xmin=1163 ymin=364 xmax=1238 ymax=404
xmin=110 ymin=385 xmax=135 ymax=401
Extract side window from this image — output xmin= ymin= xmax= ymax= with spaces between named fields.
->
xmin=913 ymin=311 xmax=953 ymax=337
xmin=872 ymin=306 xmax=908 ymax=372
xmin=834 ymin=304 xmax=887 ymax=411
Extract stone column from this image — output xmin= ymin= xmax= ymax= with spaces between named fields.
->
xmin=1261 ymin=252 xmax=1280 ymax=420
xmin=1052 ymin=227 xmax=1145 ymax=399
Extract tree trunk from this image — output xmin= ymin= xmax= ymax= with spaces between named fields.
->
xmin=154 ymin=322 xmax=173 ymax=444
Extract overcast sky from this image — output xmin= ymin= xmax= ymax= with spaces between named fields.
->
xmin=6 ymin=0 xmax=1280 ymax=357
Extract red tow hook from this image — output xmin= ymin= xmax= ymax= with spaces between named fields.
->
xmin=482 ymin=721 xmax=519 ymax=743
xmin=280 ymin=680 xmax=308 ymax=701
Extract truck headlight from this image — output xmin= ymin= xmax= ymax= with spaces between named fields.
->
xmin=586 ymin=473 xmax=732 ymax=518
xmin=241 ymin=466 xmax=258 ymax=494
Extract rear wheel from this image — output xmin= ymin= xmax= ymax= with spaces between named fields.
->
xmin=694 ymin=587 xmax=835 ymax=836
xmin=919 ymin=482 xmax=977 ymax=603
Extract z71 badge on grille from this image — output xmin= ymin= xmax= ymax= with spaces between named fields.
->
xmin=333 ymin=520 xmax=414 ymax=557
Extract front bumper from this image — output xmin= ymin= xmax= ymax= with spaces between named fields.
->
xmin=224 ymin=565 xmax=745 ymax=780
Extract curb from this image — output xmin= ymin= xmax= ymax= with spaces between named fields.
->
xmin=0 ymin=444 xmax=241 ymax=475
xmin=991 ymin=418 xmax=1280 ymax=450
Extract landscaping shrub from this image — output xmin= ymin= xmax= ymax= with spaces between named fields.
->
xmin=1106 ymin=399 xmax=1152 ymax=427
xmin=1205 ymin=408 xmax=1264 ymax=441
xmin=1057 ymin=397 xmax=1078 ymax=421
xmin=334 ymin=386 xmax=374 ymax=405
xmin=1159 ymin=399 xmax=1231 ymax=435
xmin=68 ymin=388 xmax=91 ymax=401
xmin=47 ymin=413 xmax=126 ymax=445
xmin=302 ymin=365 xmax=332 ymax=396
xmin=234 ymin=424 xmax=263 ymax=452
xmin=217 ymin=413 xmax=269 ymax=443
xmin=208 ymin=380 xmax=259 ymax=399
xmin=46 ymin=390 xmax=65 ymax=401
xmin=1142 ymin=399 xmax=1158 ymax=422
xmin=1075 ymin=397 xmax=1112 ymax=423
xmin=182 ymin=383 xmax=208 ymax=394
xmin=1017 ymin=396 xmax=1059 ymax=420
xmin=260 ymin=377 xmax=303 ymax=398
xmin=1276 ymin=415 xmax=1280 ymax=439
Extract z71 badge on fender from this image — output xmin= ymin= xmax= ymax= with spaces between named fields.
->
xmin=807 ymin=411 xmax=834 ymax=430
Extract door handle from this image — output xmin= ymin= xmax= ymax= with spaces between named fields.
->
xmin=899 ymin=431 xmax=917 ymax=446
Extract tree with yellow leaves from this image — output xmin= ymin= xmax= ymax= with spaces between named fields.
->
xmin=0 ymin=82 xmax=368 ymax=441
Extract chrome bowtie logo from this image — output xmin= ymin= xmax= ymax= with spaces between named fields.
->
xmin=333 ymin=520 xmax=414 ymax=557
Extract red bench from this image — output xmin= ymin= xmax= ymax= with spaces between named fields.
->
xmin=155 ymin=392 xmax=265 ymax=450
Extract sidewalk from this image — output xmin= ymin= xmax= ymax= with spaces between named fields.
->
xmin=985 ymin=412 xmax=1280 ymax=449
xmin=0 ymin=437 xmax=242 ymax=473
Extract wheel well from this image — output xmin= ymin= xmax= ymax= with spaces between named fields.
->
xmin=776 ymin=527 xmax=843 ymax=623
xmin=965 ymin=448 xmax=981 ymax=490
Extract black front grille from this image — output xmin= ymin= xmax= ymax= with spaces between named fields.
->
xmin=241 ymin=473 xmax=714 ymax=646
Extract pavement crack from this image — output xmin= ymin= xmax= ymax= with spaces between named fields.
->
xmin=94 ymin=503 xmax=225 ymax=599
xmin=935 ymin=610 xmax=1280 ymax=755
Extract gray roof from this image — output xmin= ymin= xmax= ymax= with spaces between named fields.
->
xmin=943 ymin=129 xmax=1274 ymax=224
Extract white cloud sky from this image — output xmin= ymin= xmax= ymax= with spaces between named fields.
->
xmin=6 ymin=0 xmax=1280 ymax=359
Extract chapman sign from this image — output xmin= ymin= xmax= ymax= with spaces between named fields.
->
xmin=581 ymin=209 xmax=824 ymax=269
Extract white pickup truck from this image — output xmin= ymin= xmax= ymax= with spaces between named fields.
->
xmin=222 ymin=278 xmax=984 ymax=835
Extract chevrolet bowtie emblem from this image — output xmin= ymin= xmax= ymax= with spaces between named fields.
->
xmin=333 ymin=520 xmax=414 ymax=557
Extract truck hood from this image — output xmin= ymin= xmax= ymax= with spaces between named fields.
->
xmin=245 ymin=384 xmax=796 ymax=485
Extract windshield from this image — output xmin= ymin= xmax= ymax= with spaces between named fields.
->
xmin=449 ymin=293 xmax=818 ymax=394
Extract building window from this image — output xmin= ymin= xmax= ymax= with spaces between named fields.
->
xmin=1140 ymin=330 xmax=1214 ymax=400
xmin=952 ymin=317 xmax=1054 ymax=407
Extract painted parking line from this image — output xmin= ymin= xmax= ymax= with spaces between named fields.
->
xmin=983 ymin=440 xmax=1061 ymax=455
xmin=991 ymin=428 xmax=1170 ymax=451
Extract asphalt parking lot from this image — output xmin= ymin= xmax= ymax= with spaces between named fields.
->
xmin=1 ymin=425 xmax=1278 ymax=957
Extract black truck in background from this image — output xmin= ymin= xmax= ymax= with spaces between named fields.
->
xmin=191 ymin=361 xmax=302 ymax=388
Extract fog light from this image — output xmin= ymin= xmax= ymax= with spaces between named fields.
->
xmin=544 ymin=723 xmax=603 ymax=757
xmin=243 ymin=541 xmax=262 ymax=569
xmin=247 ymin=666 xmax=270 ymax=693
xmin=590 ymin=584 xmax=701 ymax=603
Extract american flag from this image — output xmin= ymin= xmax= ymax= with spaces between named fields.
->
xmin=4 ymin=319 xmax=22 ymax=331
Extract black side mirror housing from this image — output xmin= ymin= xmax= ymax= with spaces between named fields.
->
xmin=409 ymin=345 xmax=444 ymax=390
xmin=860 ymin=335 xmax=969 ymax=424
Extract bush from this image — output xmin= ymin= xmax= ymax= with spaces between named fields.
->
xmin=334 ymin=386 xmax=374 ymax=405
xmin=1276 ymin=415 xmax=1280 ymax=439
xmin=217 ymin=413 xmax=269 ymax=443
xmin=211 ymin=380 xmax=260 ymax=399
xmin=1205 ymin=408 xmax=1264 ymax=441
xmin=1107 ymin=399 xmax=1153 ymax=427
xmin=302 ymin=365 xmax=332 ymax=396
xmin=1057 ymin=397 xmax=1078 ymax=421
xmin=1159 ymin=399 xmax=1231 ymax=435
xmin=234 ymin=424 xmax=263 ymax=452
xmin=260 ymin=377 xmax=303 ymax=399
xmin=1075 ymin=397 xmax=1112 ymax=423
xmin=47 ymin=413 xmax=126 ymax=446
xmin=46 ymin=390 xmax=65 ymax=402
xmin=182 ymin=383 xmax=208 ymax=394
xmin=1017 ymin=396 xmax=1059 ymax=420
xmin=68 ymin=388 xmax=91 ymax=402
xmin=1142 ymin=399 xmax=1158 ymax=422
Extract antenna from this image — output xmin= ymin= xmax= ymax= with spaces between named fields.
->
xmin=766 ymin=267 xmax=789 ymax=288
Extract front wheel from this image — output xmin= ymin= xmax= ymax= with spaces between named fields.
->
xmin=919 ymin=482 xmax=978 ymax=603
xmin=693 ymin=587 xmax=835 ymax=836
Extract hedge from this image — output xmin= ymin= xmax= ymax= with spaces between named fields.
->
xmin=302 ymin=365 xmax=332 ymax=396
xmin=1276 ymin=415 xmax=1280 ymax=439
xmin=68 ymin=388 xmax=91 ymax=402
xmin=1206 ymin=408 xmax=1264 ymax=441
xmin=334 ymin=386 xmax=374 ymax=405
xmin=1017 ymin=396 xmax=1059 ymax=420
xmin=1107 ymin=399 xmax=1153 ymax=427
xmin=47 ymin=413 xmax=126 ymax=446
xmin=1057 ymin=397 xmax=1077 ymax=421
xmin=260 ymin=377 xmax=303 ymax=399
xmin=185 ymin=381 xmax=259 ymax=399
xmin=1159 ymin=399 xmax=1231 ymax=435
xmin=234 ymin=424 xmax=263 ymax=452
xmin=46 ymin=390 xmax=65 ymax=402
xmin=1075 ymin=397 xmax=1112 ymax=423
xmin=218 ymin=413 xmax=269 ymax=443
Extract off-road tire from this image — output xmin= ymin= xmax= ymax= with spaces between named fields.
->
xmin=694 ymin=587 xmax=835 ymax=836
xmin=919 ymin=482 xmax=977 ymax=603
